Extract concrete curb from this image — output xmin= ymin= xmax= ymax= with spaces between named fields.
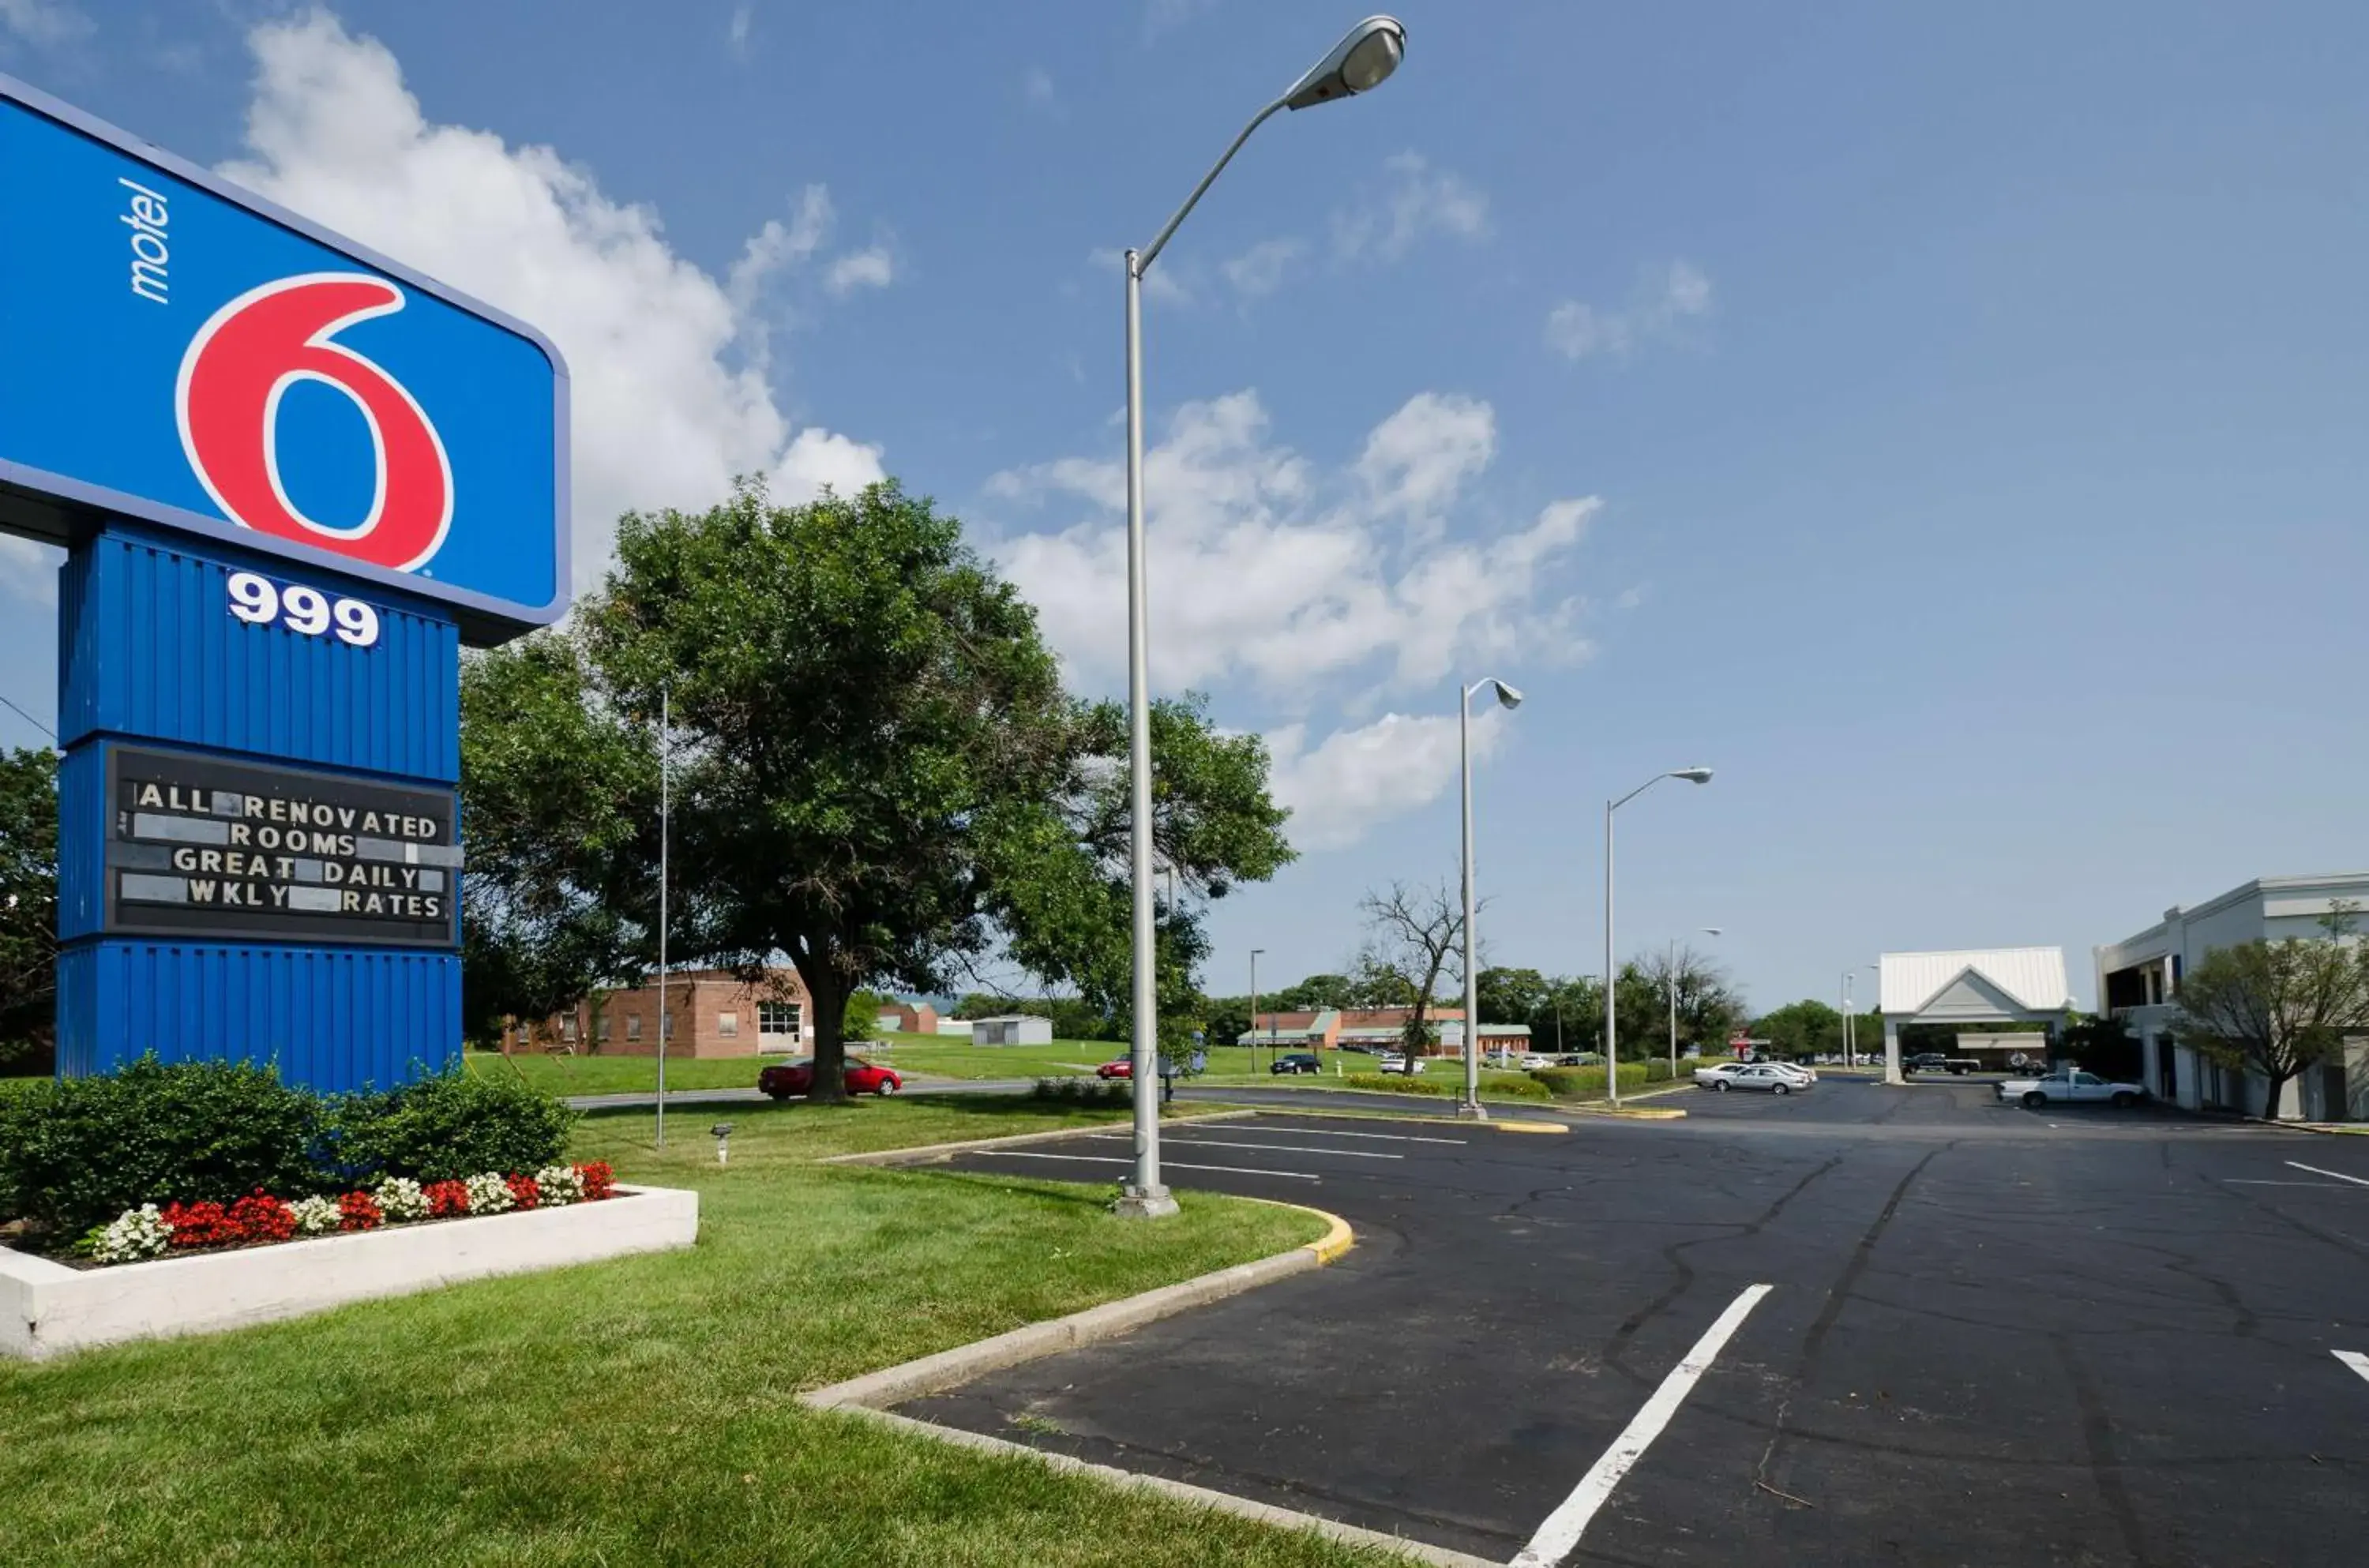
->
xmin=818 ymin=1109 xmax=1254 ymax=1167
xmin=798 ymin=1202 xmax=1495 ymax=1567
xmin=800 ymin=1199 xmax=1349 ymax=1412
xmin=819 ymin=1404 xmax=1498 ymax=1568
xmin=1565 ymin=1103 xmax=1688 ymax=1120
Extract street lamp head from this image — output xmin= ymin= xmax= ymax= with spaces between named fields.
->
xmin=1490 ymin=678 xmax=1523 ymax=711
xmin=1670 ymin=767 xmax=1714 ymax=784
xmin=1703 ymin=927 xmax=1723 ymax=937
xmin=1282 ymin=15 xmax=1407 ymax=111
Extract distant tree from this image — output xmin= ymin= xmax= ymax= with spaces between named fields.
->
xmin=1203 ymin=996 xmax=1252 ymax=1049
xmin=1530 ymin=974 xmax=1604 ymax=1056
xmin=1635 ymin=946 xmax=1748 ymax=1060
xmin=1477 ymin=966 xmax=1550 ymax=1026
xmin=2173 ymin=905 xmax=2369 ymax=1119
xmin=1754 ymin=999 xmax=1844 ymax=1060
xmin=1357 ymin=881 xmax=1465 ymax=1056
xmin=0 ymin=747 xmax=58 ymax=1071
xmin=2056 ymin=1011 xmax=2139 ymax=1080
xmin=1274 ymin=971 xmax=1361 ymax=1012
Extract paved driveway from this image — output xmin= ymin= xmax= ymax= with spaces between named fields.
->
xmin=895 ymin=1080 xmax=2369 ymax=1566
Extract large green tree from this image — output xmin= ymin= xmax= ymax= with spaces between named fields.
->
xmin=0 ymin=747 xmax=58 ymax=1069
xmin=462 ymin=479 xmax=1290 ymax=1101
xmin=2173 ymin=906 xmax=2369 ymax=1119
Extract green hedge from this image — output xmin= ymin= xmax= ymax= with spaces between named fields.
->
xmin=0 ymin=1056 xmax=576 ymax=1241
xmin=1029 ymin=1077 xmax=1131 ymax=1107
xmin=1526 ymin=1062 xmax=1653 ymax=1098
xmin=1338 ymin=1071 xmax=1555 ymax=1101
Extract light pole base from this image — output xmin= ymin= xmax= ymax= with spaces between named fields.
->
xmin=1113 ymin=1185 xmax=1180 ymax=1219
xmin=1454 ymin=1100 xmax=1491 ymax=1121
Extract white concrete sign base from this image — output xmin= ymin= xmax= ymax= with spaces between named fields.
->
xmin=0 ymin=1184 xmax=698 ymax=1361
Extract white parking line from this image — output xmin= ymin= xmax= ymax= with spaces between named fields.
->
xmin=1220 ymin=1125 xmax=1466 ymax=1145
xmin=2287 ymin=1161 xmax=2369 ymax=1187
xmin=975 ymin=1150 xmax=1322 ymax=1182
xmin=2225 ymin=1179 xmax=2366 ymax=1188
xmin=1511 ymin=1284 xmax=1774 ymax=1567
xmin=1089 ymin=1134 xmax=1402 ymax=1161
xmin=2337 ymin=1351 xmax=2369 ymax=1386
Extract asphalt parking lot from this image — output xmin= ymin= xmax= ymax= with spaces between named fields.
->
xmin=895 ymin=1079 xmax=2369 ymax=1566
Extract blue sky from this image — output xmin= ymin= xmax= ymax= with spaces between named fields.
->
xmin=4 ymin=1 xmax=2367 ymax=1015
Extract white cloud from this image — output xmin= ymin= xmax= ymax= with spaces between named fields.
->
xmin=0 ymin=0 xmax=90 ymax=46
xmin=1356 ymin=391 xmax=1495 ymax=542
xmin=1334 ymin=152 xmax=1490 ymax=262
xmin=0 ymin=536 xmax=61 ymax=607
xmin=824 ymin=245 xmax=894 ymax=296
xmin=773 ymin=426 xmax=885 ymax=501
xmin=216 ymin=12 xmax=881 ymax=592
xmin=1267 ymin=710 xmax=1504 ymax=853
xmin=726 ymin=3 xmax=753 ymax=59
xmin=727 ymin=185 xmax=832 ymax=322
xmin=990 ymin=389 xmax=1594 ymax=702
xmin=1221 ymin=238 xmax=1305 ymax=300
xmin=1545 ymin=261 xmax=1714 ymax=361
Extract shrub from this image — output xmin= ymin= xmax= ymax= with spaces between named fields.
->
xmin=0 ymin=1056 xmax=325 ymax=1239
xmin=1529 ymin=1063 xmax=1652 ymax=1099
xmin=332 ymin=1070 xmax=576 ymax=1184
xmin=1029 ymin=1076 xmax=1130 ymax=1107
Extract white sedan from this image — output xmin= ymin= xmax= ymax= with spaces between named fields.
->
xmin=1694 ymin=1062 xmax=1812 ymax=1094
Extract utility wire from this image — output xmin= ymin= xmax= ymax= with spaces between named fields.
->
xmin=0 ymin=692 xmax=56 ymax=742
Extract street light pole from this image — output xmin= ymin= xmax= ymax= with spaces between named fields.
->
xmin=1842 ymin=970 xmax=1854 ymax=1068
xmin=1458 ymin=676 xmax=1523 ymax=1119
xmin=1114 ymin=16 xmax=1408 ymax=1219
xmin=1249 ymin=947 xmax=1263 ymax=1075
xmin=1604 ymin=768 xmax=1715 ymax=1105
xmin=655 ymin=683 xmax=670 ymax=1150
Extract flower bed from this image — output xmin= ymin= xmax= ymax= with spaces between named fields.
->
xmin=3 ymin=1172 xmax=696 ymax=1360
xmin=88 ymin=1163 xmax=619 ymax=1266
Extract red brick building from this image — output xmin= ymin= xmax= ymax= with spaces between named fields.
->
xmin=1236 ymin=1007 xmax=1532 ymax=1056
xmin=509 ymin=966 xmax=816 ymax=1058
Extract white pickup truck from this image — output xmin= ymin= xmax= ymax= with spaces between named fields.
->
xmin=1996 ymin=1067 xmax=2143 ymax=1109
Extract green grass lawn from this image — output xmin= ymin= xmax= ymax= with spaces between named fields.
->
xmin=466 ymin=1033 xmax=1124 ymax=1097
xmin=0 ymin=1096 xmax=1395 ymax=1567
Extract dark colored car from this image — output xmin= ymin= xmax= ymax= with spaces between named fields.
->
xmin=1270 ymin=1052 xmax=1321 ymax=1075
xmin=1904 ymin=1052 xmax=1974 ymax=1075
xmin=1095 ymin=1059 xmax=1133 ymax=1079
xmin=757 ymin=1057 xmax=903 ymax=1099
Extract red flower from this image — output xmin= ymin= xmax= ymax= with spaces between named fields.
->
xmin=576 ymin=1161 xmax=616 ymax=1201
xmin=160 ymin=1199 xmax=235 ymax=1248
xmin=505 ymin=1172 xmax=542 ymax=1210
xmin=228 ymin=1191 xmax=296 ymax=1244
xmin=423 ymin=1180 xmax=471 ymax=1217
xmin=336 ymin=1191 xmax=383 ymax=1232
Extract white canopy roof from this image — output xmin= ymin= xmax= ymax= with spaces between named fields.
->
xmin=1879 ymin=947 xmax=2071 ymax=1021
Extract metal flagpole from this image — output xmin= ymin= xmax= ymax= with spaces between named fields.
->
xmin=655 ymin=684 xmax=669 ymax=1150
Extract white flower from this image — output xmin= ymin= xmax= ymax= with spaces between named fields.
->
xmin=94 ymin=1204 xmax=171 ymax=1265
xmin=464 ymin=1172 xmax=515 ymax=1216
xmin=535 ymin=1165 xmax=585 ymax=1206
xmin=374 ymin=1176 xmax=430 ymax=1223
xmin=289 ymin=1195 xmax=340 ymax=1236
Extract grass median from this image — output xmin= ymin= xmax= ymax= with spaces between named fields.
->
xmin=0 ymin=1095 xmax=1396 ymax=1567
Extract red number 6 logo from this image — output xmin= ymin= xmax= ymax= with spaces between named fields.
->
xmin=176 ymin=272 xmax=454 ymax=573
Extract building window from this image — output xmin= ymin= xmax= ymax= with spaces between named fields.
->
xmin=660 ymin=1011 xmax=674 ymax=1041
xmin=759 ymin=1001 xmax=802 ymax=1038
xmin=626 ymin=1015 xmax=642 ymax=1042
xmin=561 ymin=1017 xmax=578 ymax=1042
xmin=596 ymin=1015 xmax=611 ymax=1043
xmin=718 ymin=1011 xmax=739 ymax=1038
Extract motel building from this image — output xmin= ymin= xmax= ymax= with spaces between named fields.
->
xmin=505 ymin=967 xmax=817 ymax=1059
xmin=1238 ymin=1007 xmax=1534 ymax=1057
xmin=2095 ymin=873 xmax=2369 ymax=1123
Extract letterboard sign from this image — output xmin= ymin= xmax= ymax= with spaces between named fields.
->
xmin=104 ymin=745 xmax=460 ymax=947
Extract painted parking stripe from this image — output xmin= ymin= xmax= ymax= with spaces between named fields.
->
xmin=1511 ymin=1284 xmax=1774 ymax=1567
xmin=973 ymin=1150 xmax=1322 ymax=1183
xmin=1087 ymin=1134 xmax=1403 ymax=1161
xmin=2224 ymin=1179 xmax=2367 ymax=1188
xmin=1221 ymin=1125 xmax=1467 ymax=1146
xmin=2337 ymin=1351 xmax=2369 ymax=1386
xmin=2286 ymin=1161 xmax=2369 ymax=1187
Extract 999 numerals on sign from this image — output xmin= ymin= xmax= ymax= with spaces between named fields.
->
xmin=225 ymin=570 xmax=382 ymax=648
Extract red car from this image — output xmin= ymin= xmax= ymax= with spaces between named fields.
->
xmin=757 ymin=1057 xmax=903 ymax=1099
xmin=1094 ymin=1059 xmax=1133 ymax=1079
